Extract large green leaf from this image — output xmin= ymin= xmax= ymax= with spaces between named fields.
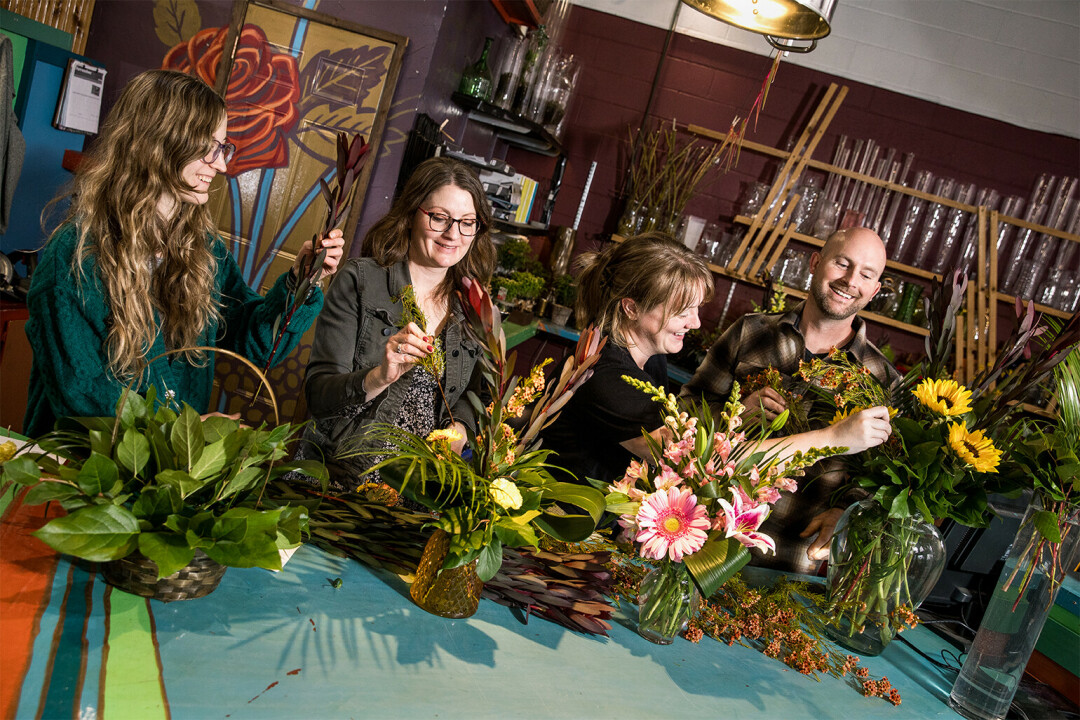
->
xmin=201 ymin=415 xmax=240 ymax=443
xmin=1 ymin=456 xmax=41 ymax=485
xmin=493 ymin=517 xmax=540 ymax=549
xmin=218 ymin=467 xmax=264 ymax=500
xmin=156 ymin=469 xmax=208 ymax=500
xmin=476 ymin=535 xmax=503 ymax=581
xmin=75 ymin=452 xmax=120 ymax=496
xmin=116 ymin=427 xmax=151 ymax=476
xmin=131 ymin=485 xmax=182 ymax=525
xmin=170 ymin=406 xmax=204 ymax=471
xmin=189 ymin=438 xmax=228 ymax=481
xmin=1033 ymin=510 xmax=1063 ymax=543
xmin=32 ymin=504 xmax=139 ymax=561
xmin=138 ymin=532 xmax=195 ymax=578
xmin=683 ymin=536 xmax=750 ymax=598
xmin=23 ymin=480 xmax=83 ymax=506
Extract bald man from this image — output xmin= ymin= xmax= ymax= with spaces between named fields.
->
xmin=682 ymin=227 xmax=900 ymax=575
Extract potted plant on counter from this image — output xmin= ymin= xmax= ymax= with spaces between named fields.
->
xmin=549 ymin=273 xmax=576 ymax=327
xmin=0 ymin=387 xmax=328 ymax=602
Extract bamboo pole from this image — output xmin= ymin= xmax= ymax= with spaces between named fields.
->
xmin=725 ymin=83 xmax=840 ymax=275
xmin=740 ymin=84 xmax=847 ymax=277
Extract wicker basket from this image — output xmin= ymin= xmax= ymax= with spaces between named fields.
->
xmin=101 ymin=549 xmax=227 ymax=602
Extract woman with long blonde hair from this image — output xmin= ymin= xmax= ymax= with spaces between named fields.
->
xmin=23 ymin=69 xmax=344 ymax=435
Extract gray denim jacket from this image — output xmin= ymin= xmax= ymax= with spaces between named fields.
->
xmin=301 ymin=257 xmax=482 ymax=472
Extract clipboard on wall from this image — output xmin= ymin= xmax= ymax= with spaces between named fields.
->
xmin=53 ymin=59 xmax=106 ymax=135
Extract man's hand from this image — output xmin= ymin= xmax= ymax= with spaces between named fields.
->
xmin=741 ymin=387 xmax=787 ymax=424
xmin=801 ymin=508 xmax=845 ymax=561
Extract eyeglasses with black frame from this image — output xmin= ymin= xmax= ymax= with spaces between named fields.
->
xmin=204 ymin=139 xmax=236 ymax=165
xmin=418 ymin=207 xmax=481 ymax=237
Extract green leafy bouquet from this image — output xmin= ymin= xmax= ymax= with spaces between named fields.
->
xmin=1 ymin=388 xmax=327 ymax=577
xmin=358 ymin=278 xmax=607 ymax=581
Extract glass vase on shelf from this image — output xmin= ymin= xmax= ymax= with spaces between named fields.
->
xmin=824 ymin=499 xmax=946 ymax=656
xmin=949 ymin=497 xmax=1080 ymax=720
xmin=812 ymin=199 xmax=840 ymax=240
xmin=458 ymin=37 xmax=494 ymax=102
xmin=617 ymin=202 xmax=642 ymax=237
xmin=637 ymin=560 xmax=700 ymax=645
xmin=492 ymin=34 xmax=528 ymax=110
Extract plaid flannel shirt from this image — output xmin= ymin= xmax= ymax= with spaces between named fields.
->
xmin=681 ymin=301 xmax=900 ymax=575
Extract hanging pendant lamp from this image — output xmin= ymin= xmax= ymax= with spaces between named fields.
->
xmin=681 ymin=0 xmax=836 ymax=52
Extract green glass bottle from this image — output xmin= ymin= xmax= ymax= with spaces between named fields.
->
xmin=459 ymin=37 xmax=494 ymax=102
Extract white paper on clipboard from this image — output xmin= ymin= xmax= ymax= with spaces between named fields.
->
xmin=54 ymin=60 xmax=107 ymax=135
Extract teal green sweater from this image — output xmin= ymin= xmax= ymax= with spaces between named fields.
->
xmin=23 ymin=224 xmax=323 ymax=436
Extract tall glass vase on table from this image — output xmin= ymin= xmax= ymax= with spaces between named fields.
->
xmin=949 ymin=497 xmax=1080 ymax=720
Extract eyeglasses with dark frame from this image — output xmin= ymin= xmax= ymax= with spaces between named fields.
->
xmin=418 ymin=207 xmax=481 ymax=237
xmin=204 ymin=139 xmax=236 ymax=165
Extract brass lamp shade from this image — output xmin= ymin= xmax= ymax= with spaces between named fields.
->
xmin=681 ymin=0 xmax=835 ymax=51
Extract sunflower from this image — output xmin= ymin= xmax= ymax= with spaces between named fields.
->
xmin=948 ymin=423 xmax=1002 ymax=473
xmin=913 ymin=378 xmax=973 ymax=417
xmin=830 ymin=406 xmax=861 ymax=424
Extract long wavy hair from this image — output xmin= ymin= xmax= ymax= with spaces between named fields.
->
xmin=362 ymin=157 xmax=495 ymax=301
xmin=575 ymin=232 xmax=714 ymax=347
xmin=55 ymin=69 xmax=226 ymax=380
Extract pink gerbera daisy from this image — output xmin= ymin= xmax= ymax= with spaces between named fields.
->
xmin=635 ymin=487 xmax=710 ymax=562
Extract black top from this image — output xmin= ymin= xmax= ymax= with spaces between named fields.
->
xmin=540 ymin=341 xmax=668 ymax=488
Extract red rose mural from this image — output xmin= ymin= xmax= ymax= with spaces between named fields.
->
xmin=163 ymin=25 xmax=300 ymax=175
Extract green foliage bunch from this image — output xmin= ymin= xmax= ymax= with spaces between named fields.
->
xmin=499 ymin=270 xmax=546 ymax=302
xmin=1 ymin=389 xmax=328 ymax=578
xmin=551 ymin=273 xmax=576 ymax=307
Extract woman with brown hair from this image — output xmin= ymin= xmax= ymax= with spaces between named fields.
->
xmin=298 ymin=156 xmax=496 ymax=488
xmin=24 ymin=69 xmax=343 ymax=435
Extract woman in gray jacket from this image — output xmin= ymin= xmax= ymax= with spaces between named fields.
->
xmin=299 ymin=157 xmax=496 ymax=489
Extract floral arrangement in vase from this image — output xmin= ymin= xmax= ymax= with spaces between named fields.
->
xmin=604 ymin=378 xmax=837 ymax=643
xmin=356 ymin=278 xmax=608 ymax=617
xmin=798 ymin=271 xmax=1079 ymax=655
xmin=949 ymin=336 xmax=1080 ymax=720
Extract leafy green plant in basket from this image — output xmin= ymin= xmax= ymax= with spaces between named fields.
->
xmin=352 ymin=277 xmax=607 ymax=582
xmin=0 ymin=387 xmax=328 ymax=578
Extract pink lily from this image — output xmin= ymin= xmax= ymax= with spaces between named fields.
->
xmin=716 ymin=487 xmax=776 ymax=555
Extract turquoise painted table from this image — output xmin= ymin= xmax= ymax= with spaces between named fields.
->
xmin=3 ymin=495 xmax=966 ymax=719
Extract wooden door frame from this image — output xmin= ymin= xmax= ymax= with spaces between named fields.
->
xmin=213 ymin=0 xmax=408 ymax=251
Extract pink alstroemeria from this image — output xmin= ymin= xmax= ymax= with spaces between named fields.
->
xmin=654 ymin=464 xmax=682 ymax=491
xmin=713 ymin=432 xmax=732 ymax=463
xmin=609 ymin=476 xmax=645 ymax=502
xmin=715 ymin=486 xmax=776 ymax=555
xmin=756 ymin=486 xmax=781 ymax=504
xmin=775 ymin=475 xmax=798 ymax=493
xmin=635 ymin=486 xmax=710 ymax=562
xmin=664 ymin=437 xmax=693 ymax=465
xmin=624 ymin=459 xmax=649 ymax=482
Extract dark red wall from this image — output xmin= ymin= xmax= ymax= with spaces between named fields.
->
xmin=507 ymin=6 xmax=1079 ymax=358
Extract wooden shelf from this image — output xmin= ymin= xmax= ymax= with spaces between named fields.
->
xmin=611 ymin=234 xmax=931 ymax=337
xmin=732 ymin=216 xmax=942 ymax=282
xmin=992 ymin=291 xmax=1073 ymax=319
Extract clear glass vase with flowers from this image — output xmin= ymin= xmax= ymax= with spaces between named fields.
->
xmin=352 ymin=278 xmax=608 ymax=617
xmin=605 ymin=378 xmax=838 ymax=643
xmin=799 ymin=271 xmax=1079 ymax=654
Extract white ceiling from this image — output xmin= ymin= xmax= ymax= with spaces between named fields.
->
xmin=573 ymin=0 xmax=1080 ymax=139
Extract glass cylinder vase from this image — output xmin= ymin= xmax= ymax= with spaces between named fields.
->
xmin=824 ymin=499 xmax=946 ymax=656
xmin=411 ymin=528 xmax=484 ymax=618
xmin=948 ymin=498 xmax=1080 ymax=720
xmin=636 ymin=560 xmax=700 ymax=644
